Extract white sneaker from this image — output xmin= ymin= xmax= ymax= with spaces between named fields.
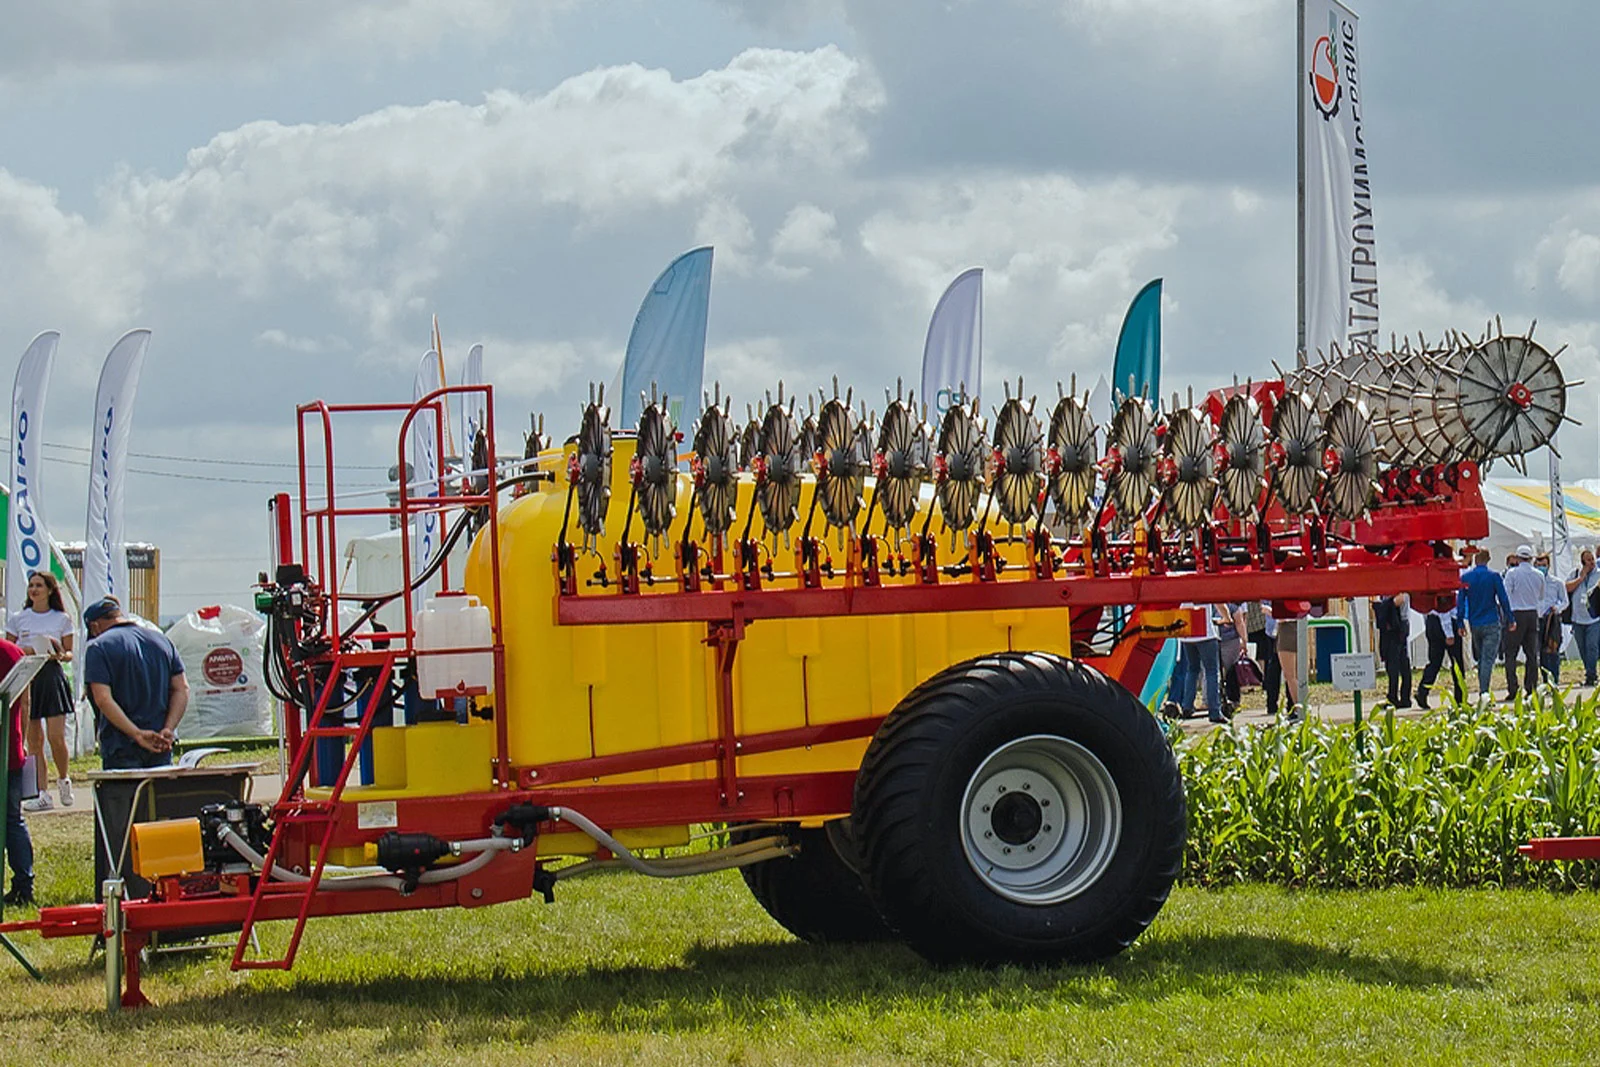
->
xmin=20 ymin=794 xmax=53 ymax=813
xmin=58 ymin=778 xmax=74 ymax=807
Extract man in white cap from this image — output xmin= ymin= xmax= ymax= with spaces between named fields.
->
xmin=1503 ymin=544 xmax=1546 ymax=701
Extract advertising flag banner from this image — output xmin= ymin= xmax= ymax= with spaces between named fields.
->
xmin=1300 ymin=0 xmax=1377 ymax=362
xmin=9 ymin=332 xmax=59 ymax=616
xmin=84 ymin=329 xmax=151 ymax=606
xmin=462 ymin=343 xmax=486 ymax=456
xmin=412 ymin=351 xmax=445 ymax=609
xmin=620 ymin=247 xmax=714 ymax=428
xmin=919 ymin=267 xmax=983 ymax=422
xmin=1111 ymin=279 xmax=1162 ymax=404
xmin=1551 ymin=440 xmax=1573 ymax=582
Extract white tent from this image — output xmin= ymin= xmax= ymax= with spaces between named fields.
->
xmin=1479 ymin=476 xmax=1600 ymax=565
xmin=340 ymin=524 xmax=473 ymax=632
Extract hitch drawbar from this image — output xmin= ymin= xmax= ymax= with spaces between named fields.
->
xmin=1520 ymin=837 xmax=1600 ymax=861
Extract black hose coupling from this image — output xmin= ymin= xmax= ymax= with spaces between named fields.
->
xmin=493 ymin=803 xmax=553 ymax=846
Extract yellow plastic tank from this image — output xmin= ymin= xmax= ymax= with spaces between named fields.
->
xmin=453 ymin=437 xmax=1075 ymax=810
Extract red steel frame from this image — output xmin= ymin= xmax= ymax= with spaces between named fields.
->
xmin=0 ymin=382 xmax=1501 ymax=1006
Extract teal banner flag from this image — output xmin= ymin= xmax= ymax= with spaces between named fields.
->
xmin=1112 ymin=278 xmax=1162 ymax=405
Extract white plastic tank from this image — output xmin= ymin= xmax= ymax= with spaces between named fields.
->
xmin=414 ymin=593 xmax=495 ymax=699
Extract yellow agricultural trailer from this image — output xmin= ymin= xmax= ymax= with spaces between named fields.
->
xmin=4 ymin=324 xmax=1564 ymax=1008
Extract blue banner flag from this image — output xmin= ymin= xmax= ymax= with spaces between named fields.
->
xmin=620 ymin=247 xmax=714 ymax=428
xmin=1112 ymin=278 xmax=1162 ymax=405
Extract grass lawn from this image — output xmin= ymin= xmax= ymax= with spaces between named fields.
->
xmin=2 ymin=812 xmax=1598 ymax=1065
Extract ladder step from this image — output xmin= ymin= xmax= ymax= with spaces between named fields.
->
xmin=305 ymin=726 xmax=365 ymax=739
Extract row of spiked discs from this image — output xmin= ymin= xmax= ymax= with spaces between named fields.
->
xmin=1286 ymin=321 xmax=1573 ymax=474
xmin=557 ymin=326 xmax=1568 ymax=548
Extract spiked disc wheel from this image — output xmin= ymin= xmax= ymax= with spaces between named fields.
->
xmin=756 ymin=401 xmax=804 ymax=536
xmin=1321 ymin=397 xmax=1378 ymax=521
xmin=1375 ymin=351 xmax=1433 ymax=467
xmin=1217 ymin=393 xmax=1265 ymax=520
xmin=574 ymin=399 xmax=613 ymax=544
xmin=1269 ymin=391 xmax=1323 ymax=514
xmin=738 ymin=418 xmax=761 ymax=472
xmin=1105 ymin=397 xmax=1158 ymax=522
xmin=633 ymin=400 xmax=678 ymax=538
xmin=874 ymin=399 xmax=928 ymax=530
xmin=1046 ymin=394 xmax=1098 ymax=526
xmin=816 ymin=398 xmax=869 ymax=529
xmin=692 ymin=398 xmax=738 ymax=537
xmin=1457 ymin=330 xmax=1567 ymax=466
xmin=991 ymin=396 xmax=1043 ymax=526
xmin=934 ymin=402 xmax=988 ymax=532
xmin=1159 ymin=407 xmax=1216 ymax=530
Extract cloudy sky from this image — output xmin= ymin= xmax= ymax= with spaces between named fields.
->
xmin=2 ymin=0 xmax=1597 ymax=616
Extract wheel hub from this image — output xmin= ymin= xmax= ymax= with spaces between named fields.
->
xmin=960 ymin=735 xmax=1123 ymax=905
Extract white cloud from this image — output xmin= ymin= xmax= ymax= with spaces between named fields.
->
xmin=0 ymin=0 xmax=576 ymax=82
xmin=860 ymin=174 xmax=1184 ymax=380
xmin=771 ymin=202 xmax=842 ymax=271
xmin=695 ymin=200 xmax=758 ymax=275
xmin=6 ymin=46 xmax=879 ymax=361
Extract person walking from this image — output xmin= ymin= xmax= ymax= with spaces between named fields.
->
xmin=1416 ymin=596 xmax=1466 ymax=709
xmin=1246 ymin=601 xmax=1282 ymax=718
xmin=1458 ymin=549 xmax=1512 ymax=700
xmin=1502 ymin=545 xmax=1547 ymax=701
xmin=1566 ymin=548 xmax=1600 ymax=686
xmin=81 ymin=598 xmax=189 ymax=770
xmin=1173 ymin=604 xmax=1225 ymax=724
xmin=1217 ymin=603 xmax=1249 ymax=716
xmin=1535 ymin=552 xmax=1567 ymax=685
xmin=1276 ymin=602 xmax=1311 ymax=723
xmin=1373 ymin=592 xmax=1412 ymax=708
xmin=9 ymin=572 xmax=77 ymax=812
xmin=2 ymin=634 xmax=32 ymax=907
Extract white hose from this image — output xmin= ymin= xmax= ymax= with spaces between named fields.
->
xmin=546 ymin=806 xmax=795 ymax=880
xmin=219 ymin=826 xmax=512 ymax=892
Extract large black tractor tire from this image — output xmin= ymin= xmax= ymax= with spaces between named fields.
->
xmin=853 ymin=651 xmax=1185 ymax=966
xmin=737 ymin=820 xmax=893 ymax=943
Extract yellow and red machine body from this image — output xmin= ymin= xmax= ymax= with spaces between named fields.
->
xmin=3 ymin=382 xmax=1485 ymax=1007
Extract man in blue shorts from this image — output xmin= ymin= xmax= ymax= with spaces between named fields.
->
xmin=82 ymin=598 xmax=189 ymax=770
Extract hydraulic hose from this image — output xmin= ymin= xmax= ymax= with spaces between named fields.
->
xmin=545 ymin=806 xmax=796 ymax=880
xmin=219 ymin=826 xmax=513 ymax=892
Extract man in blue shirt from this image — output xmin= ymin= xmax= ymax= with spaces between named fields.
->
xmin=1457 ymin=549 xmax=1513 ymax=699
xmin=82 ymin=598 xmax=189 ymax=770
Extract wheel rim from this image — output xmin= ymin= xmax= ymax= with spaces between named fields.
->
xmin=959 ymin=734 xmax=1122 ymax=905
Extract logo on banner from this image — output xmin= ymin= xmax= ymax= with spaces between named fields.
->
xmin=1308 ymin=34 xmax=1341 ymax=120
xmin=13 ymin=409 xmax=42 ymax=570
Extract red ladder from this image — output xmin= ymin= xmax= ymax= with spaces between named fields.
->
xmin=231 ymin=655 xmax=394 ymax=970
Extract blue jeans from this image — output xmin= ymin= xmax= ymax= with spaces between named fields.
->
xmin=1471 ymin=623 xmax=1502 ymax=697
xmin=6 ymin=768 xmax=33 ymax=893
xmin=1177 ymin=639 xmax=1222 ymax=718
xmin=1574 ymin=620 xmax=1600 ymax=684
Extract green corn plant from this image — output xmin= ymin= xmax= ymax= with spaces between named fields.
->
xmin=1178 ymin=685 xmax=1600 ymax=889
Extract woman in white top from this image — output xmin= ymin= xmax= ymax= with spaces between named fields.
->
xmin=9 ymin=571 xmax=76 ymax=810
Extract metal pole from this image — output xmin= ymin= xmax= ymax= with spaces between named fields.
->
xmin=1353 ymin=689 xmax=1364 ymax=755
xmin=104 ymin=878 xmax=124 ymax=1012
xmin=1296 ymin=0 xmax=1307 ymax=369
